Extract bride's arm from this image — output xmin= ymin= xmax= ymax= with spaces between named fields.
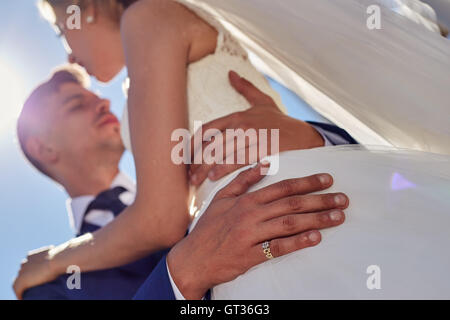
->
xmin=54 ymin=1 xmax=192 ymax=267
xmin=14 ymin=1 xmax=193 ymax=298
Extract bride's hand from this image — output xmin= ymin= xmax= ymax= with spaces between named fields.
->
xmin=13 ymin=246 xmax=57 ymax=300
xmin=189 ymin=71 xmax=325 ymax=186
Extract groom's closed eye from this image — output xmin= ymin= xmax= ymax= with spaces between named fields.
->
xmin=62 ymin=94 xmax=85 ymax=113
xmin=65 ymin=100 xmax=84 ymax=113
xmin=69 ymin=103 xmax=84 ymax=112
xmin=62 ymin=94 xmax=83 ymax=105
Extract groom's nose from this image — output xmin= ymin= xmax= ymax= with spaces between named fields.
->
xmin=95 ymin=98 xmax=111 ymax=114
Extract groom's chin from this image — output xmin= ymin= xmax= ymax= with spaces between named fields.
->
xmin=97 ymin=123 xmax=122 ymax=142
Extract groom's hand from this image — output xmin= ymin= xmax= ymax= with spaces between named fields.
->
xmin=168 ymin=162 xmax=348 ymax=299
xmin=189 ymin=71 xmax=325 ymax=186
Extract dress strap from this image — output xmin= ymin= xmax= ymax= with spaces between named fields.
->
xmin=214 ymin=30 xmax=225 ymax=54
xmin=174 ymin=0 xmax=226 ymax=53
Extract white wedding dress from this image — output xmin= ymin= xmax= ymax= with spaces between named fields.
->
xmin=121 ymin=0 xmax=450 ymax=299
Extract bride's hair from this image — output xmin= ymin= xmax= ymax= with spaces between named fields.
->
xmin=38 ymin=0 xmax=138 ymax=25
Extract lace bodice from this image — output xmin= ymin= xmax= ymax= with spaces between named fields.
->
xmin=120 ymin=0 xmax=286 ymax=150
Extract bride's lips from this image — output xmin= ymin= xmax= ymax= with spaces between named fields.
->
xmin=97 ymin=114 xmax=119 ymax=128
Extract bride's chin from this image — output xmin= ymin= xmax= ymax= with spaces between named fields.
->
xmin=94 ymin=66 xmax=126 ymax=84
xmin=94 ymin=73 xmax=114 ymax=84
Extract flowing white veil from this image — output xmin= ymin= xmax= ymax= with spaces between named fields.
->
xmin=184 ymin=0 xmax=450 ymax=154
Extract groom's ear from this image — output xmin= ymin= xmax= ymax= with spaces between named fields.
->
xmin=25 ymin=137 xmax=59 ymax=169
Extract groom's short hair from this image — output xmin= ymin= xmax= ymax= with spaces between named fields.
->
xmin=17 ymin=65 xmax=90 ymax=179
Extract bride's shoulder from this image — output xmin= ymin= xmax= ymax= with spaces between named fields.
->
xmin=121 ymin=0 xmax=194 ymax=31
xmin=121 ymin=0 xmax=203 ymax=52
xmin=120 ymin=0 xmax=216 ymax=61
xmin=119 ymin=0 xmax=194 ymax=56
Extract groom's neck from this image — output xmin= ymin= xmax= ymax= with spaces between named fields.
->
xmin=63 ymin=165 xmax=120 ymax=198
xmin=58 ymin=152 xmax=122 ymax=198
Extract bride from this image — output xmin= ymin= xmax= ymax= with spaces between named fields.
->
xmin=17 ymin=0 xmax=450 ymax=299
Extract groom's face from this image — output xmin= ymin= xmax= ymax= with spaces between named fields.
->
xmin=42 ymin=82 xmax=123 ymax=161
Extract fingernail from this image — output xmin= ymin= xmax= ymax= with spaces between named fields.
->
xmin=329 ymin=210 xmax=343 ymax=221
xmin=319 ymin=174 xmax=331 ymax=185
xmin=208 ymin=170 xmax=216 ymax=179
xmin=308 ymin=231 xmax=319 ymax=242
xmin=191 ymin=174 xmax=198 ymax=184
xmin=334 ymin=194 xmax=347 ymax=206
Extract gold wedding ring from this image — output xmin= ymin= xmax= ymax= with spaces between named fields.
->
xmin=262 ymin=241 xmax=274 ymax=260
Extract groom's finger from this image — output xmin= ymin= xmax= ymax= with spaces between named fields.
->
xmin=261 ymin=193 xmax=349 ymax=220
xmin=190 ymin=122 xmax=255 ymax=182
xmin=191 ymin=143 xmax=260 ymax=186
xmin=229 ymin=71 xmax=275 ymax=108
xmin=256 ymin=210 xmax=345 ymax=243
xmin=190 ymin=116 xmax=237 ymax=165
xmin=214 ymin=161 xmax=270 ymax=200
xmin=190 ymin=128 xmax=226 ymax=179
xmin=252 ymin=230 xmax=322 ymax=262
xmin=248 ymin=174 xmax=334 ymax=204
xmin=191 ymin=124 xmax=274 ymax=185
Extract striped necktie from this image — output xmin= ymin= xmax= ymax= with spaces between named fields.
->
xmin=77 ymin=186 xmax=128 ymax=236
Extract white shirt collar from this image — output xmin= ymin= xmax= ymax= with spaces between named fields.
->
xmin=66 ymin=172 xmax=136 ymax=234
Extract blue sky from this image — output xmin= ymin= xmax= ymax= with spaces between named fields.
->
xmin=0 ymin=0 xmax=327 ymax=300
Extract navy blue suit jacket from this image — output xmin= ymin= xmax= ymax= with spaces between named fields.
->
xmin=134 ymin=256 xmax=175 ymax=300
xmin=23 ymin=221 xmax=169 ymax=300
xmin=134 ymin=122 xmax=357 ymax=300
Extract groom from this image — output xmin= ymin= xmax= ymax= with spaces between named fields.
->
xmin=14 ymin=66 xmax=354 ymax=299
